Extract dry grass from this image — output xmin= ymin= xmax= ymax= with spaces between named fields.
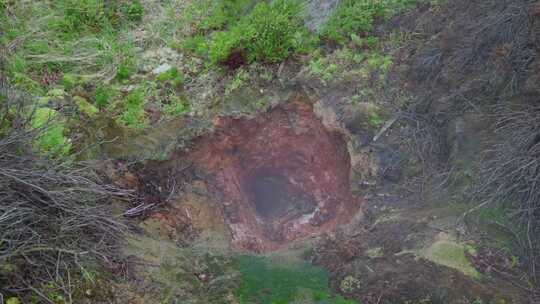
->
xmin=0 ymin=85 xmax=132 ymax=302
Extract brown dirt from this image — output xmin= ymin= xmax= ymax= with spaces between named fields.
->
xmin=173 ymin=92 xmax=361 ymax=252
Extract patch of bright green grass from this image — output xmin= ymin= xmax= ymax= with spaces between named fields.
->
xmin=156 ymin=67 xmax=184 ymax=87
xmin=198 ymin=0 xmax=258 ymax=32
xmin=93 ymin=85 xmax=115 ymax=108
xmin=320 ymin=0 xmax=417 ymax=44
xmin=234 ymin=256 xmax=357 ymax=304
xmin=178 ymin=0 xmax=314 ymax=65
xmin=163 ymin=96 xmax=188 ymax=117
xmin=209 ymin=0 xmax=314 ymax=64
xmin=31 ymin=108 xmax=71 ymax=157
xmin=118 ymin=88 xmax=148 ymax=130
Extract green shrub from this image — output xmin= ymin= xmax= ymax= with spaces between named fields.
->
xmin=124 ymin=0 xmax=144 ymax=22
xmin=242 ymin=0 xmax=305 ymax=62
xmin=119 ymin=89 xmax=147 ymax=129
xmin=156 ymin=67 xmax=184 ymax=87
xmin=6 ymin=298 xmax=21 ymax=304
xmin=61 ymin=73 xmax=78 ymax=90
xmin=57 ymin=0 xmax=114 ymax=34
xmin=208 ymin=0 xmax=312 ymax=64
xmin=116 ymin=58 xmax=135 ymax=80
xmin=209 ymin=30 xmax=242 ymax=64
xmin=178 ymin=35 xmax=209 ymax=57
xmin=321 ymin=0 xmax=416 ymax=44
xmin=198 ymin=0 xmax=257 ymax=32
xmin=74 ymin=96 xmax=99 ymax=117
xmin=94 ymin=85 xmax=113 ymax=108
xmin=163 ymin=96 xmax=188 ymax=117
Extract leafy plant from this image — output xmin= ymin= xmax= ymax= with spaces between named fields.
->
xmin=31 ymin=108 xmax=71 ymax=157
xmin=56 ymin=0 xmax=116 ymax=34
xmin=60 ymin=73 xmax=78 ymax=90
xmin=225 ymin=68 xmax=250 ymax=95
xmin=163 ymin=96 xmax=188 ymax=117
xmin=124 ymin=0 xmax=144 ymax=22
xmin=198 ymin=0 xmax=258 ymax=32
xmin=156 ymin=67 xmax=184 ymax=87
xmin=116 ymin=59 xmax=135 ymax=81
xmin=119 ymin=89 xmax=147 ymax=129
xmin=94 ymin=85 xmax=113 ymax=108
xmin=55 ymin=0 xmax=143 ymax=35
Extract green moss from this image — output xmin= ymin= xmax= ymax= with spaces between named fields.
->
xmin=74 ymin=96 xmax=99 ymax=117
xmin=369 ymin=112 xmax=383 ymax=128
xmin=163 ymin=96 xmax=188 ymax=117
xmin=124 ymin=0 xmax=144 ymax=22
xmin=320 ymin=0 xmax=416 ymax=44
xmin=94 ymin=85 xmax=114 ymax=108
xmin=60 ymin=73 xmax=78 ymax=90
xmin=234 ymin=256 xmax=357 ymax=304
xmin=421 ymin=234 xmax=481 ymax=279
xmin=31 ymin=108 xmax=71 ymax=157
xmin=178 ymin=35 xmax=209 ymax=57
xmin=6 ymin=298 xmax=21 ymax=304
xmin=198 ymin=0 xmax=258 ymax=31
xmin=54 ymin=0 xmax=143 ymax=35
xmin=156 ymin=67 xmax=184 ymax=87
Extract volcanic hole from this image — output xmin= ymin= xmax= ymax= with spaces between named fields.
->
xmin=184 ymin=96 xmax=361 ymax=252
xmin=247 ymin=170 xmax=316 ymax=220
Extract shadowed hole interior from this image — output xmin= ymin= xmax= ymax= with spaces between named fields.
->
xmin=247 ymin=169 xmax=315 ymax=219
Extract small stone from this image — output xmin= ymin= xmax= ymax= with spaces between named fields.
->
xmin=366 ymin=247 xmax=384 ymax=259
xmin=152 ymin=63 xmax=173 ymax=75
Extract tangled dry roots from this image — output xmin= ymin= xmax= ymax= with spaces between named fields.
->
xmin=476 ymin=98 xmax=540 ymax=283
xmin=0 ymin=87 xmax=130 ymax=302
xmin=396 ymin=0 xmax=539 ymax=285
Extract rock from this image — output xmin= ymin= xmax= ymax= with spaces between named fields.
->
xmin=152 ymin=63 xmax=173 ymax=75
xmin=305 ymin=0 xmax=340 ymax=32
xmin=140 ymin=47 xmax=182 ymax=73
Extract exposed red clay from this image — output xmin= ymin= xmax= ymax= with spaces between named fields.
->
xmin=180 ymin=95 xmax=361 ymax=252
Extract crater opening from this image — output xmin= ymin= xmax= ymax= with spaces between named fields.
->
xmin=178 ymin=94 xmax=361 ymax=252
xmin=247 ymin=169 xmax=316 ymax=220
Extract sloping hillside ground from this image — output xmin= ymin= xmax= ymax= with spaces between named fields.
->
xmin=1 ymin=0 xmax=540 ymax=303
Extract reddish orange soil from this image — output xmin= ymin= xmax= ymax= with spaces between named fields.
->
xmin=173 ymin=95 xmax=361 ymax=252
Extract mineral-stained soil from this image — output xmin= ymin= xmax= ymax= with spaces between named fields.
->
xmin=174 ymin=92 xmax=362 ymax=252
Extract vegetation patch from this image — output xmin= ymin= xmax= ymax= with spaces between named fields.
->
xmin=118 ymin=88 xmax=148 ymax=130
xmin=0 ymin=90 xmax=129 ymax=303
xmin=31 ymin=107 xmax=71 ymax=157
xmin=420 ymin=233 xmax=481 ymax=279
xmin=234 ymin=255 xmax=356 ymax=304
xmin=180 ymin=0 xmax=314 ymax=66
xmin=320 ymin=0 xmax=416 ymax=44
